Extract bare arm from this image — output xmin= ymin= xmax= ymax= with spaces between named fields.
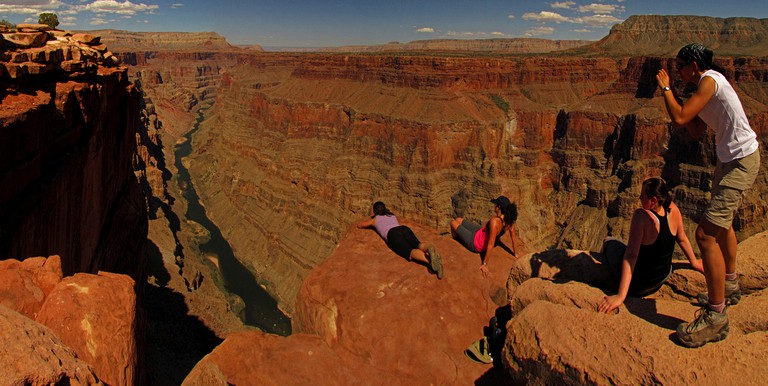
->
xmin=598 ymin=210 xmax=645 ymax=313
xmin=671 ymin=204 xmax=704 ymax=273
xmin=479 ymin=217 xmax=504 ymax=277
xmin=655 ymin=69 xmax=715 ymax=138
xmin=509 ymin=223 xmax=518 ymax=257
xmin=357 ymin=217 xmax=376 ymax=229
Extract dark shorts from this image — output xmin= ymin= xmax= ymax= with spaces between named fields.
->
xmin=601 ymin=238 xmax=669 ymax=298
xmin=386 ymin=225 xmax=421 ymax=259
xmin=455 ymin=220 xmax=482 ymax=253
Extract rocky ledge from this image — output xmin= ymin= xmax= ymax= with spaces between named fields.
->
xmin=182 ymin=225 xmax=768 ymax=385
xmin=0 ymin=23 xmax=119 ymax=79
xmin=0 ymin=256 xmax=140 ymax=385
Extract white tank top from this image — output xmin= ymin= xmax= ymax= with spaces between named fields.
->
xmin=697 ymin=69 xmax=759 ymax=163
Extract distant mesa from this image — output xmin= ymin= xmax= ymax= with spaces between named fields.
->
xmin=86 ymin=29 xmax=245 ymax=52
xmin=577 ymin=15 xmax=768 ymax=56
xmin=291 ymin=38 xmax=594 ymax=54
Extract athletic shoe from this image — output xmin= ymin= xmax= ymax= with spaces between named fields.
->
xmin=695 ymin=278 xmax=741 ymax=306
xmin=676 ymin=306 xmax=729 ymax=348
xmin=427 ymin=245 xmax=444 ymax=280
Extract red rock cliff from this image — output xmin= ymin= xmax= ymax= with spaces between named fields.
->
xmin=0 ymin=30 xmax=148 ymax=281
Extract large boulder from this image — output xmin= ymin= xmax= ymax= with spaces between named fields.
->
xmin=502 ymin=230 xmax=768 ymax=385
xmin=186 ymin=223 xmax=519 ymax=384
xmin=182 ymin=331 xmax=385 ymax=385
xmin=0 ymin=304 xmax=102 ymax=385
xmin=36 ymin=271 xmax=139 ymax=386
xmin=0 ymin=256 xmax=63 ymax=319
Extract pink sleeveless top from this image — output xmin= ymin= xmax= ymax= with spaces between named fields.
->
xmin=373 ymin=215 xmax=400 ymax=241
xmin=474 ymin=217 xmax=506 ymax=252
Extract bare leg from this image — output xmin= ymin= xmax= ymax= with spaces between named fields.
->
xmin=696 ymin=220 xmax=727 ymax=305
xmin=450 ymin=218 xmax=463 ymax=239
xmin=719 ymin=225 xmax=738 ymax=274
xmin=409 ymin=249 xmax=429 ymax=265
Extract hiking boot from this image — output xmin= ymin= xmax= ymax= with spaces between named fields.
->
xmin=427 ymin=245 xmax=444 ymax=280
xmin=695 ymin=279 xmax=741 ymax=306
xmin=676 ymin=306 xmax=729 ymax=348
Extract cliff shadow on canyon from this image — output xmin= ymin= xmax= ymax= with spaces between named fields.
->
xmin=143 ymin=238 xmax=224 ymax=386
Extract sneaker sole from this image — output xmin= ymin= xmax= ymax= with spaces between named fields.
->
xmin=427 ymin=246 xmax=444 ymax=280
xmin=676 ymin=323 xmax=730 ymax=348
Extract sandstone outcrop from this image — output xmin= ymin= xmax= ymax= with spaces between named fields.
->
xmin=501 ymin=231 xmax=768 ymax=385
xmin=0 ymin=37 xmax=147 ymax=280
xmin=0 ymin=304 xmax=103 ymax=385
xmin=0 ymin=24 xmax=120 ymax=79
xmin=0 ymin=256 xmax=63 ymax=320
xmin=37 ymin=272 xmax=141 ymax=386
xmin=184 ymin=223 xmax=517 ymax=384
xmin=0 ymin=255 xmax=142 ymax=385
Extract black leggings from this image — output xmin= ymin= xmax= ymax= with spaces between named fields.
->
xmin=386 ymin=226 xmax=421 ymax=259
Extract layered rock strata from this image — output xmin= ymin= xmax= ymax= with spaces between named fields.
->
xmin=1 ymin=28 xmax=146 ymax=280
xmin=165 ymin=51 xmax=768 ymax=315
xmin=1 ymin=24 xmax=120 ymax=79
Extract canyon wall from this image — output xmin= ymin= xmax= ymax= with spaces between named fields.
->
xmin=126 ymin=17 xmax=768 ymax=320
xmin=1 ymin=27 xmax=149 ymax=384
xmin=136 ymin=53 xmax=766 ymax=317
xmin=1 ymin=51 xmax=147 ymax=281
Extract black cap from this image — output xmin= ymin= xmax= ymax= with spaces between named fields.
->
xmin=490 ymin=195 xmax=511 ymax=210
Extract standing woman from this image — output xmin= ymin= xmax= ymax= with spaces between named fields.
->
xmin=450 ymin=196 xmax=518 ymax=277
xmin=357 ymin=201 xmax=444 ymax=279
xmin=656 ymin=43 xmax=760 ymax=347
xmin=597 ymin=178 xmax=703 ymax=314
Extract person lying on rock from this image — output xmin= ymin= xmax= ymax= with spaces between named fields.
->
xmin=656 ymin=43 xmax=760 ymax=348
xmin=598 ymin=177 xmax=703 ymax=314
xmin=450 ymin=195 xmax=518 ymax=277
xmin=357 ymin=201 xmax=444 ymax=279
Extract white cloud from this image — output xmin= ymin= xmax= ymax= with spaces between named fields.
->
xmin=551 ymin=1 xmax=575 ymax=9
xmin=507 ymin=14 xmax=514 ymax=19
xmin=446 ymin=31 xmax=479 ymax=37
xmin=445 ymin=31 xmax=503 ymax=38
xmin=524 ymin=26 xmax=555 ymax=37
xmin=171 ymin=3 xmax=184 ymax=8
xmin=573 ymin=28 xmax=592 ymax=33
xmin=522 ymin=11 xmax=570 ymax=23
xmin=578 ymin=4 xmax=619 ymax=14
xmin=89 ymin=16 xmax=115 ymax=25
xmin=572 ymin=14 xmax=623 ymax=26
xmin=416 ymin=27 xmax=434 ymax=33
xmin=82 ymin=1 xmax=158 ymax=16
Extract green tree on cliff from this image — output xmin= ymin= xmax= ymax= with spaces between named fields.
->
xmin=38 ymin=12 xmax=59 ymax=29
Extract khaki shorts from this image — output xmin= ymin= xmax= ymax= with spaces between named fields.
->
xmin=704 ymin=150 xmax=760 ymax=229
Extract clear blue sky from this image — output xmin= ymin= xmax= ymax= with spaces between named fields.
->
xmin=2 ymin=1 xmax=767 ymax=47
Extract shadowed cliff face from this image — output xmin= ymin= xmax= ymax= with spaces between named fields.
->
xmin=130 ymin=48 xmax=768 ymax=316
xmin=0 ymin=67 xmax=148 ymax=280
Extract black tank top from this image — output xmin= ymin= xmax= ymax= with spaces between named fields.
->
xmin=630 ymin=209 xmax=675 ymax=294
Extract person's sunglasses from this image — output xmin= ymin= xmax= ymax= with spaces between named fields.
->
xmin=676 ymin=61 xmax=690 ymax=71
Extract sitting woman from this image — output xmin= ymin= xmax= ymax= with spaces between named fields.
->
xmin=450 ymin=196 xmax=518 ymax=277
xmin=357 ymin=201 xmax=444 ymax=279
xmin=598 ymin=177 xmax=704 ymax=313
